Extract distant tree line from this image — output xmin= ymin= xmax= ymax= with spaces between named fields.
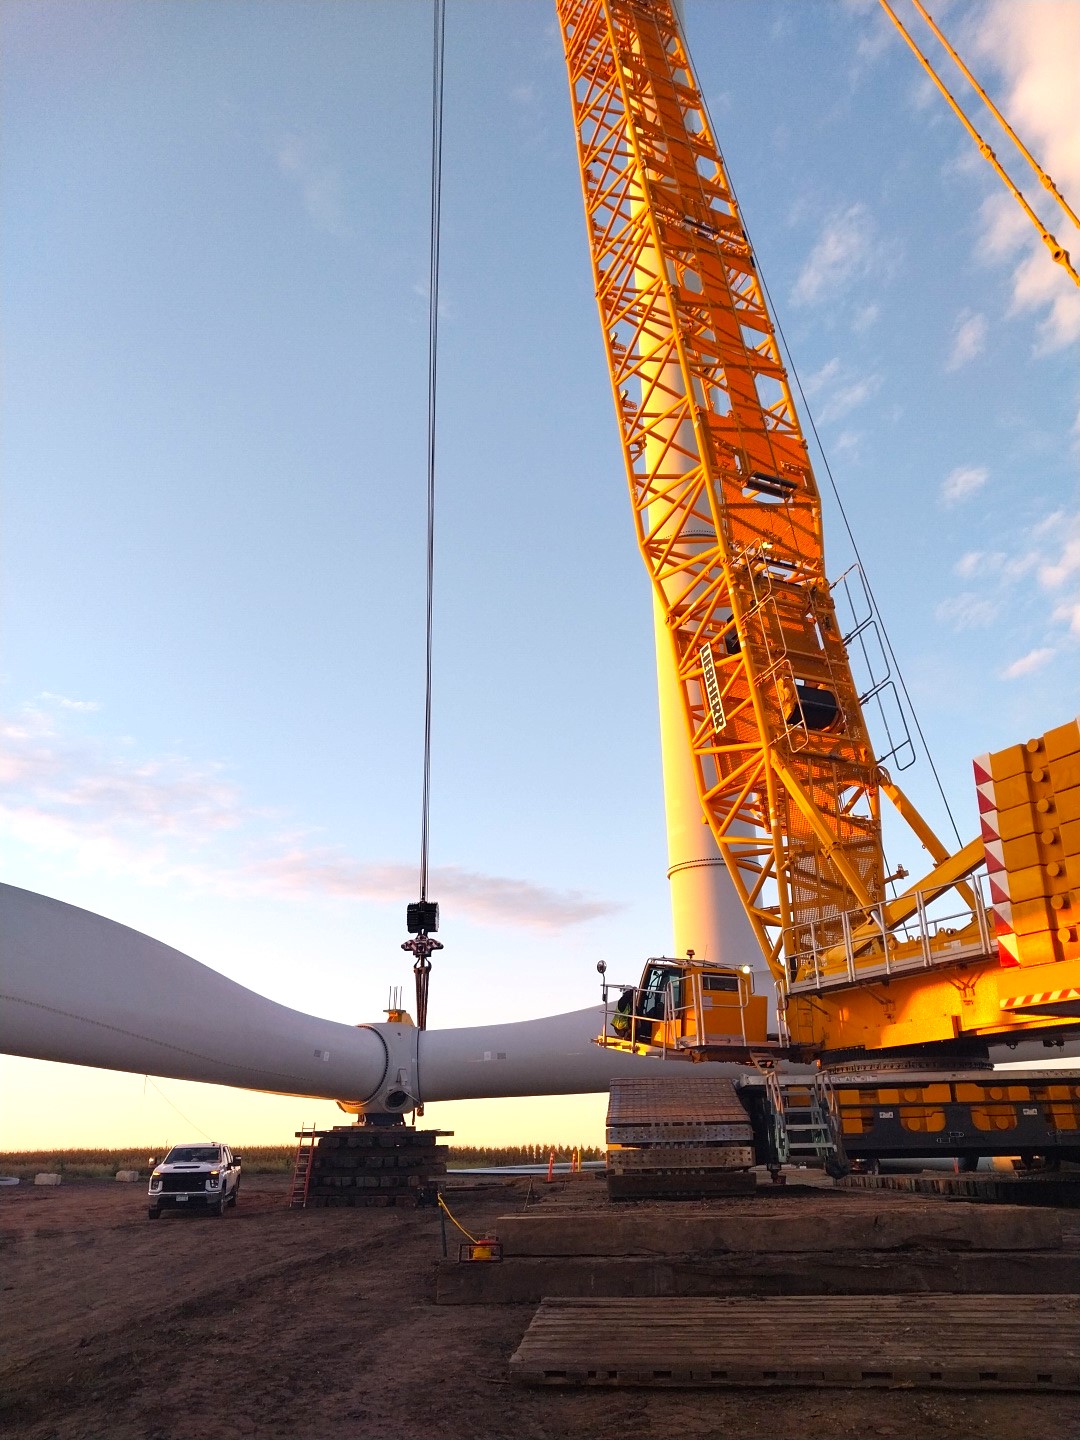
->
xmin=1 ymin=1141 xmax=604 ymax=1179
xmin=447 ymin=1144 xmax=603 ymax=1167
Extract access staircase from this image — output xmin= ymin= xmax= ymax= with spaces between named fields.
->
xmin=763 ymin=1068 xmax=849 ymax=1178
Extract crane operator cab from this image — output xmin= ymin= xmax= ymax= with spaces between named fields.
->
xmin=601 ymin=953 xmax=769 ymax=1057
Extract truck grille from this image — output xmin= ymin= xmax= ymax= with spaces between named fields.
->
xmin=161 ymin=1173 xmax=207 ymax=1193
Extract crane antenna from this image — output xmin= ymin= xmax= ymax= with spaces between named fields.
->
xmin=402 ymin=0 xmax=446 ymax=1032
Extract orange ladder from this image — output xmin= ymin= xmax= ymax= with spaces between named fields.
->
xmin=288 ymin=1123 xmax=318 ymax=1209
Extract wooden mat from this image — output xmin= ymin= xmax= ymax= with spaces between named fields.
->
xmin=509 ymin=1294 xmax=1080 ymax=1390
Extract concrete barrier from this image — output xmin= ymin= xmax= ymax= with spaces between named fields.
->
xmin=115 ymin=1170 xmax=141 ymax=1182
xmin=33 ymin=1173 xmax=61 ymax=1186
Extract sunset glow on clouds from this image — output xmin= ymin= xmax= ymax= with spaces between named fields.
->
xmin=0 ymin=698 xmax=617 ymax=929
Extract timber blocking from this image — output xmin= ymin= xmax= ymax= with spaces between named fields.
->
xmin=305 ymin=1127 xmax=448 ymax=1208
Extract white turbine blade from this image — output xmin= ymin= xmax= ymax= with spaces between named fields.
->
xmin=0 ymin=883 xmax=388 ymax=1102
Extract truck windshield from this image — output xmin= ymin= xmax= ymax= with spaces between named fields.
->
xmin=165 ymin=1146 xmax=221 ymax=1164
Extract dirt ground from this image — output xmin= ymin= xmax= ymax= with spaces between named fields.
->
xmin=2 ymin=1172 xmax=1078 ymax=1440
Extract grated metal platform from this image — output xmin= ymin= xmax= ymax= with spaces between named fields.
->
xmin=509 ymin=1294 xmax=1080 ymax=1390
xmin=606 ymin=1076 xmax=754 ymax=1147
xmin=605 ymin=1076 xmax=756 ymax=1200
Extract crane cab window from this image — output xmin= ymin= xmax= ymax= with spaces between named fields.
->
xmin=701 ymin=974 xmax=740 ymax=992
xmin=638 ymin=964 xmax=682 ymax=1020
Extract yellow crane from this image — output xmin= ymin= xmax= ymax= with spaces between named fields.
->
xmin=554 ymin=0 xmax=1080 ymax=1062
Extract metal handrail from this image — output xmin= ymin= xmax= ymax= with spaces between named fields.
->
xmin=786 ymin=872 xmax=993 ymax=995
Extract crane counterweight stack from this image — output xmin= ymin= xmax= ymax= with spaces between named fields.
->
xmin=977 ymin=721 xmax=1080 ymax=990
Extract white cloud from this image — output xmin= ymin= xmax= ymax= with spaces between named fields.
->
xmin=935 ymin=593 xmax=999 ymax=631
xmin=1000 ymin=646 xmax=1055 ymax=680
xmin=803 ymin=357 xmax=881 ymax=425
xmin=832 ymin=430 xmax=862 ymax=458
xmin=819 ymin=375 xmax=881 ymax=424
xmin=1010 ymin=243 xmax=1080 ymax=353
xmin=953 ymin=550 xmax=985 ymax=580
xmin=945 ymin=310 xmax=988 ymax=371
xmin=845 ymin=4 xmax=892 ymax=80
xmin=1037 ymin=508 xmax=1080 ymax=635
xmin=968 ymin=1 xmax=1080 ymax=351
xmin=952 ymin=547 xmax=1038 ymax=584
xmin=276 ymin=134 xmax=351 ymax=239
xmin=0 ymin=703 xmax=619 ymax=931
xmin=1038 ymin=512 xmax=1080 ymax=591
xmin=37 ymin=691 xmax=100 ymax=713
xmin=792 ymin=204 xmax=880 ymax=306
xmin=255 ymin=852 xmax=614 ymax=929
xmin=941 ymin=505 xmax=1080 ymax=663
xmin=940 ymin=464 xmax=989 ymax=506
xmin=910 ymin=75 xmax=939 ymax=115
xmin=852 ymin=302 xmax=880 ymax=333
xmin=804 ymin=358 xmax=841 ymax=396
xmin=973 ymin=2 xmax=1080 ymax=189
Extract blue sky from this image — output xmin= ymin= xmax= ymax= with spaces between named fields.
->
xmin=2 ymin=0 xmax=1078 ymax=1149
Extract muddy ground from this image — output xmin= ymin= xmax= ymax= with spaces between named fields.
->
xmin=1 ymin=1171 xmax=1078 ymax=1440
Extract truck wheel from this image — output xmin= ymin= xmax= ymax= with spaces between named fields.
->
xmin=148 ymin=1207 xmax=161 ymax=1220
xmin=228 ymin=1186 xmax=238 ymax=1208
xmin=216 ymin=1194 xmax=227 ymax=1216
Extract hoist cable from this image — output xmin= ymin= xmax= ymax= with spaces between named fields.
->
xmin=876 ymin=0 xmax=1079 ymax=288
xmin=419 ymin=0 xmax=446 ymax=903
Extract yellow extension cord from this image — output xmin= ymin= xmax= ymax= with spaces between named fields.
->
xmin=436 ymin=1192 xmax=478 ymax=1244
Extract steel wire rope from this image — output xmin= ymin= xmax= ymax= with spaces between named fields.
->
xmin=419 ymin=0 xmax=446 ymax=906
xmin=681 ymin=11 xmax=964 ymax=848
xmin=400 ymin=0 xmax=447 ymax=1043
xmin=143 ymin=1075 xmax=214 ymax=1142
xmin=756 ymin=279 xmax=964 ymax=848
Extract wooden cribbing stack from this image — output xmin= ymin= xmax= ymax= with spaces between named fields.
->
xmin=302 ymin=1126 xmax=450 ymax=1209
xmin=605 ymin=1076 xmax=756 ymax=1200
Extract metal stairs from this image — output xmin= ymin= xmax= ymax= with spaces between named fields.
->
xmin=763 ymin=1069 xmax=849 ymax=1178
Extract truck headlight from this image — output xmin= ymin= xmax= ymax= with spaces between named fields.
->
xmin=150 ymin=1177 xmax=162 ymax=1191
xmin=207 ymin=1171 xmax=220 ymax=1188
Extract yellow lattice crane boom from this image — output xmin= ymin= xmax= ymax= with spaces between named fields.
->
xmin=556 ymin=0 xmax=1079 ymax=1059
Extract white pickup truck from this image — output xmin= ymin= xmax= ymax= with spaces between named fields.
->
xmin=148 ymin=1142 xmax=242 ymax=1219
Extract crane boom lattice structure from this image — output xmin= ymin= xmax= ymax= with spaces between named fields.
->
xmin=556 ymin=0 xmax=992 ymax=1052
